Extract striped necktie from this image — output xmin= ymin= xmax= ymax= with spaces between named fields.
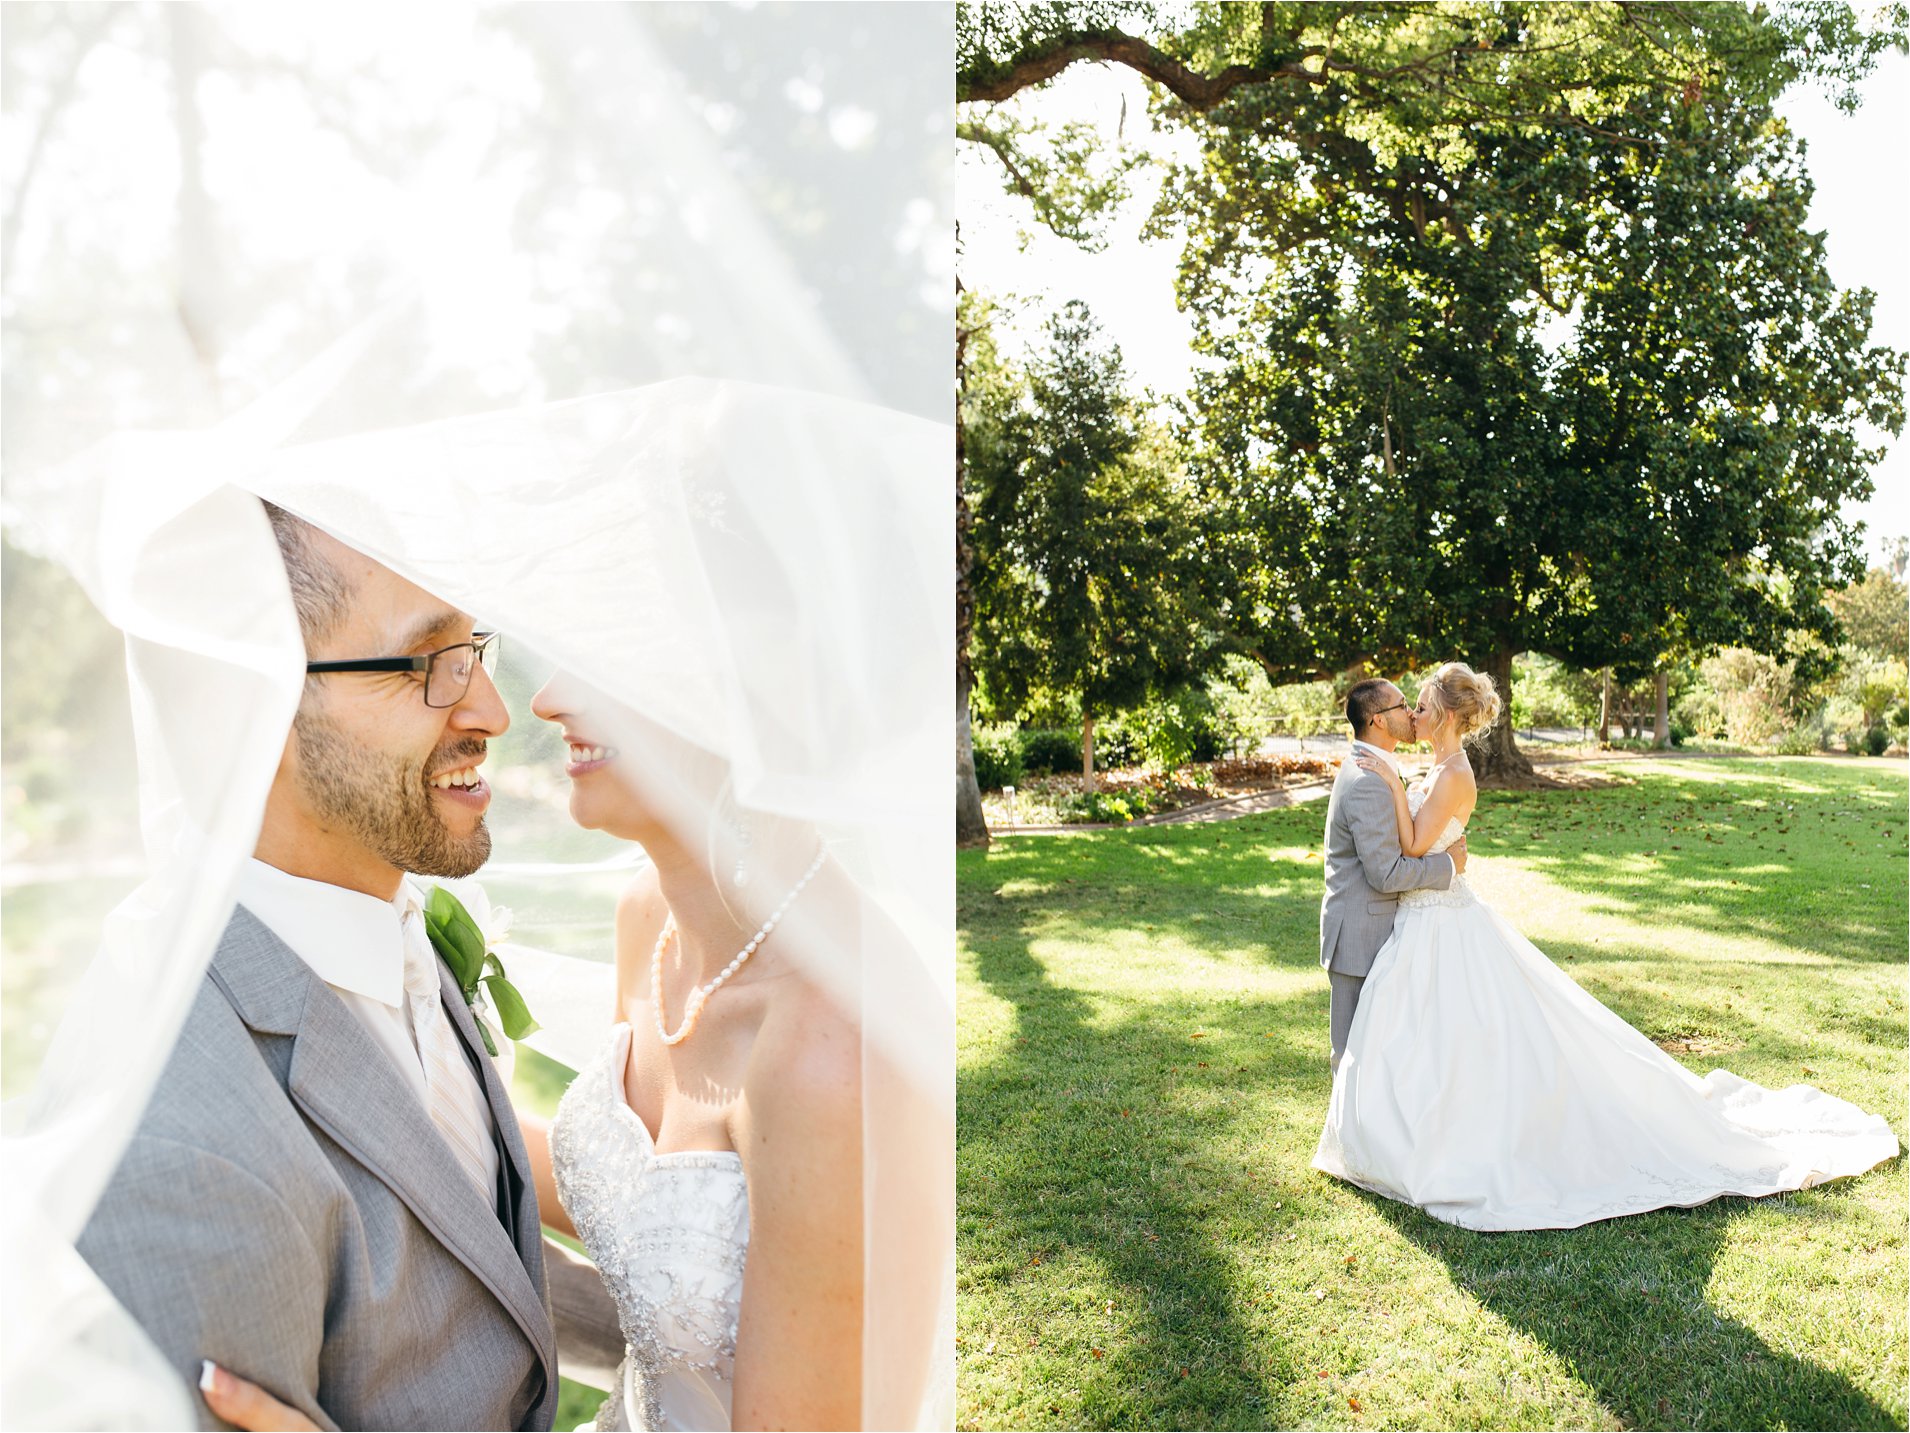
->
xmin=400 ymin=902 xmax=500 ymax=1201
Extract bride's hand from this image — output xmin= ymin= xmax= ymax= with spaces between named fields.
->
xmin=1351 ymin=753 xmax=1389 ymax=777
xmin=198 ymin=1362 xmax=320 ymax=1432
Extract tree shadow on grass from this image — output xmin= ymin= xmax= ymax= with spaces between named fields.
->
xmin=1360 ymin=1190 xmax=1902 ymax=1431
xmin=960 ymin=906 xmax=1320 ymax=1429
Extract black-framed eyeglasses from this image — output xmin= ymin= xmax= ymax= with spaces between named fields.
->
xmin=305 ymin=632 xmax=501 ymax=708
xmin=1370 ymin=702 xmax=1410 ymax=717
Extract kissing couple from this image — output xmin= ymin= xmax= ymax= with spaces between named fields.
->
xmin=1312 ymin=666 xmax=1896 ymax=1230
xmin=58 ymin=384 xmax=953 ymax=1430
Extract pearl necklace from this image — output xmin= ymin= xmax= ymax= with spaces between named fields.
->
xmin=652 ymin=846 xmax=827 ymax=1047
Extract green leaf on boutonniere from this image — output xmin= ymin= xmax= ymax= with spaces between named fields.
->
xmin=481 ymin=971 xmax=540 ymax=1042
xmin=424 ymin=885 xmax=487 ymax=992
xmin=420 ymin=885 xmax=539 ymax=1056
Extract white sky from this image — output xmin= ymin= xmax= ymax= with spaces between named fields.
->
xmin=960 ymin=49 xmax=1910 ymax=559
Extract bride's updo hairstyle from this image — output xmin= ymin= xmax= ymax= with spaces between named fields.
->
xmin=1421 ymin=662 xmax=1503 ymax=745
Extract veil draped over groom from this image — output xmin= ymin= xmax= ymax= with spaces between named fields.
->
xmin=0 ymin=6 xmax=954 ymax=1428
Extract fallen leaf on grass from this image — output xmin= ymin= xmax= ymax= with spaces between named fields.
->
xmin=1311 ymin=1289 xmax=1326 ymax=1301
xmin=1343 ymin=1254 xmax=1357 ymax=1265
xmin=1190 ymin=1031 xmax=1206 ymax=1040
xmin=1349 ymin=1396 xmax=1363 ymax=1413
xmin=1316 ymin=1370 xmax=1329 ymax=1379
xmin=1091 ymin=1348 xmax=1105 ymax=1360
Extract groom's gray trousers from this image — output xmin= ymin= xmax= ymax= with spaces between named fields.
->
xmin=77 ymin=905 xmax=558 ymax=1431
xmin=1318 ymin=760 xmax=1455 ymax=1071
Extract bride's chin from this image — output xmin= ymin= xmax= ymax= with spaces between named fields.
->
xmin=566 ymin=786 xmax=648 ymax=843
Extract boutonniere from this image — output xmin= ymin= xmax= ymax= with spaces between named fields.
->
xmin=421 ymin=883 xmax=539 ymax=1058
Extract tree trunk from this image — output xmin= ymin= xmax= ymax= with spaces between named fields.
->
xmin=1653 ymin=669 xmax=1670 ymax=749
xmin=1082 ymin=710 xmax=1097 ymax=794
xmin=1470 ymin=644 xmax=1533 ymax=782
xmin=1598 ymin=669 xmax=1611 ymax=745
xmin=955 ymin=663 xmax=990 ymax=848
xmin=953 ymin=260 xmax=990 ymax=849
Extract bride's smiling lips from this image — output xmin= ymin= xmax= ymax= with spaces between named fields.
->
xmin=561 ymin=734 xmax=620 ymax=778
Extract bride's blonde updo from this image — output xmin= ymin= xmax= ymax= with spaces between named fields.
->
xmin=1420 ymin=662 xmax=1503 ymax=744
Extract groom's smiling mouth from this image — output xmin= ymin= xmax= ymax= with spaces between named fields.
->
xmin=426 ymin=755 xmax=491 ymax=810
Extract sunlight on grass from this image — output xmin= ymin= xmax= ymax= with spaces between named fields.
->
xmin=958 ymin=758 xmax=1906 ymax=1431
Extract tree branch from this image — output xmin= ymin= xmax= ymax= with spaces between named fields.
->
xmin=961 ymin=31 xmax=1311 ymax=109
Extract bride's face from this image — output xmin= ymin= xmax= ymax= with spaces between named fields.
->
xmin=530 ymin=671 xmax=722 ymax=845
xmin=1412 ymin=691 xmax=1444 ymax=738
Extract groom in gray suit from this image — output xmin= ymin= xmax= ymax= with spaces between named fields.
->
xmin=78 ymin=505 xmax=557 ymax=1430
xmin=1320 ymin=678 xmax=1466 ymax=1071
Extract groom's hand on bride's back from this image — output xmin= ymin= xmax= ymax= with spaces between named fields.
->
xmin=1449 ymin=836 xmax=1467 ymax=874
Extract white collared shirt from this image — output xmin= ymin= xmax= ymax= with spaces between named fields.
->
xmin=236 ymin=859 xmax=496 ymax=1138
xmin=1350 ymin=738 xmax=1403 ymax=780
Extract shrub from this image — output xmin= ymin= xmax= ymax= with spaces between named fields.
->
xmin=971 ymin=724 xmax=1023 ymax=791
xmin=1865 ymin=724 xmax=1890 ymax=756
xmin=1673 ymin=680 xmax=1725 ymax=741
xmin=1122 ymin=686 xmax=1229 ymax=771
xmin=1699 ymin=648 xmax=1793 ymax=746
xmin=1090 ymin=717 xmax=1142 ymax=769
xmin=1770 ymin=726 xmax=1821 ymax=755
xmin=1063 ymin=788 xmax=1167 ymax=824
xmin=1019 ymin=728 xmax=1081 ymax=777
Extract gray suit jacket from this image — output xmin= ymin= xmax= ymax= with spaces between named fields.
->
xmin=1319 ymin=755 xmax=1455 ymax=977
xmin=78 ymin=905 xmax=558 ymax=1431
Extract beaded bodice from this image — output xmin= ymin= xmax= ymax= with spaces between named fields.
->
xmin=1398 ymin=783 xmax=1477 ymax=909
xmin=550 ymin=1022 xmax=749 ymax=1431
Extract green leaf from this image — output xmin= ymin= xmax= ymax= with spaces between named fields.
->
xmin=424 ymin=887 xmax=487 ymax=991
xmin=475 ymin=1017 xmax=498 ymax=1058
xmin=482 ymin=975 xmax=540 ymax=1041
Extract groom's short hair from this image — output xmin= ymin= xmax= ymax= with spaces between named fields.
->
xmin=262 ymin=499 xmax=353 ymax=652
xmin=1345 ymin=679 xmax=1391 ymax=735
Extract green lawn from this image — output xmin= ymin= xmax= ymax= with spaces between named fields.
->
xmin=957 ymin=758 xmax=1907 ymax=1431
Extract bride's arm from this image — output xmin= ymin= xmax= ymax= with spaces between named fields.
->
xmin=729 ymin=993 xmax=863 ymax=1430
xmin=515 ymin=1111 xmax=576 ymax=1241
xmin=1350 ymin=754 xmax=1420 ymax=851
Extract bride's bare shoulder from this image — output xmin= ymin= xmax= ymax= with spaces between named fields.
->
xmin=752 ymin=969 xmax=859 ymax=1098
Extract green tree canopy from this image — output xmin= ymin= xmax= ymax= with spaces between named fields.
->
xmin=968 ymin=298 xmax=1218 ymax=786
xmin=1168 ymin=67 xmax=1904 ymax=775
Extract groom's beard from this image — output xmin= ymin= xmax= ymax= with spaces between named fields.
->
xmin=294 ymin=709 xmax=492 ymax=878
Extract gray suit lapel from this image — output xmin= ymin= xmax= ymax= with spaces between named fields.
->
xmin=214 ymin=906 xmax=555 ymax=1382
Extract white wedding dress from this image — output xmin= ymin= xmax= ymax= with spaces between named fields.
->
xmin=552 ymin=1022 xmax=750 ymax=1431
xmin=1312 ymin=783 xmax=1899 ymax=1230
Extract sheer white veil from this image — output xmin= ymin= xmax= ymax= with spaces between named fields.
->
xmin=1 ymin=5 xmax=953 ymax=1428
